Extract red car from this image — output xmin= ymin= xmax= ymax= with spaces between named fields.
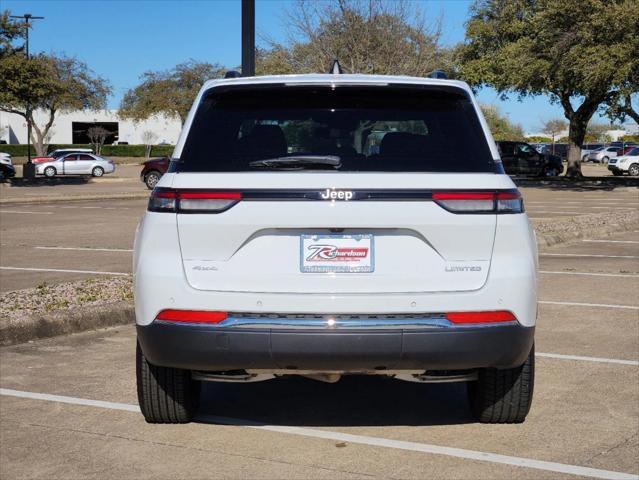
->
xmin=140 ymin=157 xmax=169 ymax=189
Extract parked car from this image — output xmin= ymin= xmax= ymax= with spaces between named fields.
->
xmin=580 ymin=143 xmax=604 ymax=161
xmin=497 ymin=140 xmax=563 ymax=176
xmin=135 ymin=73 xmax=537 ymax=425
xmin=140 ymin=156 xmax=169 ymax=189
xmin=35 ymin=152 xmax=115 ymax=177
xmin=32 ymin=148 xmax=94 ymax=164
xmin=0 ymin=152 xmax=16 ymax=180
xmin=608 ymin=147 xmax=639 ymax=176
xmin=587 ymin=146 xmax=621 ymax=163
xmin=619 ymin=145 xmax=638 ymax=156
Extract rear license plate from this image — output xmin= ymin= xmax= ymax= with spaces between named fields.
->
xmin=300 ymin=234 xmax=374 ymax=273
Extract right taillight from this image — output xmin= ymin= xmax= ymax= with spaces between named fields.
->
xmin=148 ymin=188 xmax=241 ymax=213
xmin=433 ymin=190 xmax=523 ymax=214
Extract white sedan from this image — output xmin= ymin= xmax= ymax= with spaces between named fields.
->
xmin=36 ymin=152 xmax=115 ymax=177
xmin=608 ymin=147 xmax=639 ymax=176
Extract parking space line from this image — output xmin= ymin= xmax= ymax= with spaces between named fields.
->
xmin=539 ymin=271 xmax=639 ymax=278
xmin=582 ymin=240 xmax=639 ymax=244
xmin=536 ymin=353 xmax=638 ymax=366
xmin=34 ymin=246 xmax=134 ymax=253
xmin=0 ymin=388 xmax=636 ymax=480
xmin=0 ymin=210 xmax=54 ymax=215
xmin=0 ymin=267 xmax=130 ymax=276
xmin=541 ymin=253 xmax=639 ymax=259
xmin=539 ymin=300 xmax=639 ymax=310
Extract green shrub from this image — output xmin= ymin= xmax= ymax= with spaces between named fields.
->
xmin=0 ymin=143 xmax=174 ymax=157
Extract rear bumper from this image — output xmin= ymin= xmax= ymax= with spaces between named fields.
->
xmin=137 ymin=321 xmax=534 ymax=372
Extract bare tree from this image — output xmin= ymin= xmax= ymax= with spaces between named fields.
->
xmin=141 ymin=130 xmax=158 ymax=158
xmin=541 ymin=119 xmax=568 ymax=155
xmin=257 ymin=0 xmax=449 ymax=76
xmin=86 ymin=126 xmax=109 ymax=155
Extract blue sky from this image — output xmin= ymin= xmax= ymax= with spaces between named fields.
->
xmin=3 ymin=0 xmax=631 ymax=132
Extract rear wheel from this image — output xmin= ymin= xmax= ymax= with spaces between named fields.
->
xmin=43 ymin=166 xmax=56 ymax=178
xmin=144 ymin=170 xmax=161 ymax=189
xmin=601 ymin=156 xmax=609 ymax=164
xmin=136 ymin=342 xmax=200 ymax=423
xmin=468 ymin=345 xmax=534 ymax=423
xmin=92 ymin=166 xmax=104 ymax=177
xmin=628 ymin=163 xmax=639 ymax=176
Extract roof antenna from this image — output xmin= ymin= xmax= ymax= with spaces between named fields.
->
xmin=330 ymin=59 xmax=343 ymax=74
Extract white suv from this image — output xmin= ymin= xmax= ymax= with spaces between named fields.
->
xmin=134 ymin=74 xmax=538 ymax=424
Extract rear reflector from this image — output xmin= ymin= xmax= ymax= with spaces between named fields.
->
xmin=433 ymin=190 xmax=523 ymax=214
xmin=156 ymin=309 xmax=228 ymax=324
xmin=148 ymin=189 xmax=241 ymax=213
xmin=446 ymin=311 xmax=517 ymax=324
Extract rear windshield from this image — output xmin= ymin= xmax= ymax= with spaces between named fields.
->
xmin=176 ymin=85 xmax=495 ymax=173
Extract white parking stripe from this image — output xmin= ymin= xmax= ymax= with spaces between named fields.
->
xmin=0 ymin=388 xmax=636 ymax=480
xmin=541 ymin=253 xmax=639 ymax=259
xmin=34 ymin=246 xmax=133 ymax=253
xmin=0 ymin=267 xmax=130 ymax=276
xmin=539 ymin=270 xmax=639 ymax=278
xmin=0 ymin=210 xmax=53 ymax=215
xmin=539 ymin=300 xmax=639 ymax=310
xmin=582 ymin=240 xmax=639 ymax=244
xmin=536 ymin=353 xmax=638 ymax=366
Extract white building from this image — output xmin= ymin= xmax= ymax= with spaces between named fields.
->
xmin=0 ymin=109 xmax=182 ymax=145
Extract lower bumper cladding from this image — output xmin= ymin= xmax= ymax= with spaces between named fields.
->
xmin=137 ymin=311 xmax=534 ymax=372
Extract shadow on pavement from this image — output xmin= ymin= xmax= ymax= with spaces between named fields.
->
xmin=513 ymin=176 xmax=639 ymax=191
xmin=7 ymin=176 xmax=91 ymax=187
xmin=196 ymin=375 xmax=474 ymax=427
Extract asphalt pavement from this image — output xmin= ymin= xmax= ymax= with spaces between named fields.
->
xmin=0 ymin=174 xmax=638 ymax=479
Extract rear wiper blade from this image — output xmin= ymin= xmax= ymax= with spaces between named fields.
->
xmin=248 ymin=155 xmax=341 ymax=169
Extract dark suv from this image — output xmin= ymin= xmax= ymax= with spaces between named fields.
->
xmin=497 ymin=141 xmax=563 ymax=177
xmin=140 ymin=157 xmax=169 ymax=189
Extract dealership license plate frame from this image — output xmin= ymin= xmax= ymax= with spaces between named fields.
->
xmin=300 ymin=234 xmax=374 ymax=273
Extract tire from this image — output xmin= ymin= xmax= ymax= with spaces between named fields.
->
xmin=144 ymin=170 xmax=161 ymax=190
xmin=44 ymin=166 xmax=56 ymax=178
xmin=136 ymin=342 xmax=200 ymax=423
xmin=582 ymin=155 xmax=589 ymax=162
xmin=601 ymin=156 xmax=609 ymax=164
xmin=629 ymin=163 xmax=639 ymax=176
xmin=92 ymin=166 xmax=104 ymax=177
xmin=543 ymin=167 xmax=559 ymax=177
xmin=468 ymin=344 xmax=534 ymax=423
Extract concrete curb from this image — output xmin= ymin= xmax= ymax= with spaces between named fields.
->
xmin=0 ymin=192 xmax=149 ymax=205
xmin=0 ymin=301 xmax=134 ymax=347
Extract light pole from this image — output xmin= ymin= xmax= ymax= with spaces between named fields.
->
xmin=9 ymin=13 xmax=45 ymax=179
xmin=241 ymin=0 xmax=255 ymax=77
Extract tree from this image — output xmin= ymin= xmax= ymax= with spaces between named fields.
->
xmin=541 ymin=118 xmax=568 ymax=154
xmin=257 ymin=0 xmax=451 ymax=76
xmin=585 ymin=123 xmax=613 ymax=143
xmin=87 ymin=126 xmax=109 ymax=155
xmin=119 ymin=61 xmax=226 ymax=124
xmin=480 ymin=104 xmax=524 ymax=141
xmin=141 ymin=130 xmax=158 ymax=158
xmin=456 ymin=0 xmax=639 ymax=177
xmin=0 ymin=10 xmax=24 ymax=58
xmin=0 ymin=53 xmax=111 ymax=155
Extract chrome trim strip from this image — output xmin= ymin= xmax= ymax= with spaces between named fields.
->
xmin=212 ymin=316 xmax=517 ymax=330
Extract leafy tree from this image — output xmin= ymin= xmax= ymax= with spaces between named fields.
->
xmin=584 ymin=122 xmax=615 ymax=143
xmin=0 ymin=10 xmax=24 ymax=58
xmin=480 ymin=104 xmax=524 ymax=141
xmin=257 ymin=0 xmax=451 ymax=76
xmin=526 ymin=136 xmax=552 ymax=143
xmin=119 ymin=61 xmax=226 ymax=124
xmin=0 ymin=54 xmax=111 ymax=155
xmin=456 ymin=0 xmax=639 ymax=177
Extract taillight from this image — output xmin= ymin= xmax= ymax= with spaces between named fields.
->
xmin=446 ymin=311 xmax=517 ymax=324
xmin=433 ymin=190 xmax=523 ymax=214
xmin=148 ymin=188 xmax=241 ymax=213
xmin=156 ymin=309 xmax=228 ymax=324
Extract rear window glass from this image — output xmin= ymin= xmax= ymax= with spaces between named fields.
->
xmin=177 ymin=86 xmax=495 ymax=173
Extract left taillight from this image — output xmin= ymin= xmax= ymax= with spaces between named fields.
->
xmin=148 ymin=188 xmax=241 ymax=213
xmin=156 ymin=309 xmax=228 ymax=324
xmin=432 ymin=190 xmax=524 ymax=214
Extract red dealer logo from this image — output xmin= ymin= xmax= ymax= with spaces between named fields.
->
xmin=305 ymin=244 xmax=369 ymax=262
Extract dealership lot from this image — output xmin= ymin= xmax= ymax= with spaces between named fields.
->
xmin=1 ymin=184 xmax=638 ymax=479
